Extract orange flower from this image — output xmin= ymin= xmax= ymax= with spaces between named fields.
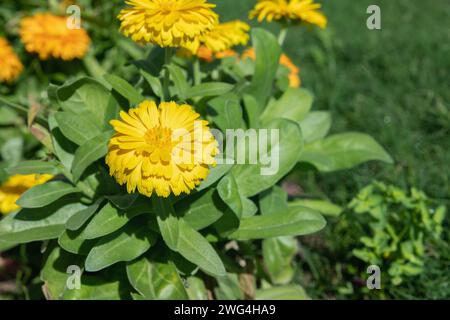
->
xmin=0 ymin=37 xmax=23 ymax=83
xmin=197 ymin=46 xmax=214 ymax=62
xmin=242 ymin=48 xmax=301 ymax=87
xmin=215 ymin=50 xmax=238 ymax=59
xmin=20 ymin=13 xmax=90 ymax=60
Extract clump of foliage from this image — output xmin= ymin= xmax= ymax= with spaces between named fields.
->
xmin=348 ymin=182 xmax=446 ymax=285
xmin=297 ymin=182 xmax=447 ymax=299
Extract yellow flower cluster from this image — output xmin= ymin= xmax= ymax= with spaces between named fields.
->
xmin=118 ymin=1 xmax=250 ymax=54
xmin=186 ymin=20 xmax=250 ymax=54
xmin=0 ymin=174 xmax=53 ymax=215
xmin=0 ymin=37 xmax=23 ymax=83
xmin=242 ymin=47 xmax=301 ymax=88
xmin=249 ymin=0 xmax=327 ymax=28
xmin=106 ymin=101 xmax=218 ymax=198
xmin=20 ymin=13 xmax=91 ymax=60
xmin=118 ymin=0 xmax=219 ymax=52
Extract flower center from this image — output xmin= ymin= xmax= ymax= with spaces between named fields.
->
xmin=160 ymin=1 xmax=177 ymax=14
xmin=145 ymin=126 xmax=173 ymax=148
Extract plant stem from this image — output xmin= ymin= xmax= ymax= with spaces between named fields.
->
xmin=163 ymin=48 xmax=173 ymax=101
xmin=193 ymin=58 xmax=201 ymax=85
xmin=83 ymin=54 xmax=106 ymax=80
xmin=278 ymin=27 xmax=288 ymax=46
xmin=0 ymin=97 xmax=47 ymax=126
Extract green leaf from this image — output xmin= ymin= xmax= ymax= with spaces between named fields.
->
xmin=186 ymin=82 xmax=233 ymax=99
xmin=155 ymin=198 xmax=226 ymax=277
xmin=141 ymin=70 xmax=163 ymax=98
xmin=80 ymin=201 xmax=150 ymax=240
xmin=247 ymin=28 xmax=282 ymax=106
xmin=260 ymin=88 xmax=313 ymax=125
xmin=175 ymin=219 xmax=226 ymax=277
xmin=243 ymin=94 xmax=260 ymax=128
xmin=16 ymin=181 xmax=79 ymax=209
xmin=300 ymin=132 xmax=393 ymax=172
xmin=186 ymin=277 xmax=208 ymax=300
xmin=255 ymin=285 xmax=310 ymax=300
xmin=104 ymin=74 xmax=144 ymax=105
xmin=217 ymin=173 xmax=243 ymax=218
xmin=229 ymin=206 xmax=326 ymax=240
xmin=55 ymin=77 xmax=119 ymax=128
xmin=71 ymin=131 xmax=113 ymax=182
xmin=65 ymin=198 xmax=103 ymax=230
xmin=263 ymin=236 xmax=297 ymax=284
xmin=241 ymin=196 xmax=258 ymax=217
xmin=42 ymin=244 xmax=130 ymax=301
xmin=85 ymin=219 xmax=157 ymax=272
xmin=196 ymin=162 xmax=234 ymax=191
xmin=54 ymin=111 xmax=102 ymax=145
xmin=207 ymin=93 xmax=243 ymax=130
xmin=48 ymin=114 xmax=76 ymax=169
xmin=0 ymin=107 xmax=18 ymax=125
xmin=212 ymin=207 xmax=240 ymax=237
xmin=106 ymin=193 xmax=139 ymax=210
xmin=179 ymin=189 xmax=224 ymax=230
xmin=214 ymin=273 xmax=244 ymax=300
xmin=259 ymin=185 xmax=288 ymax=216
xmin=61 ymin=277 xmax=126 ymax=300
xmin=126 ymin=254 xmax=188 ymax=299
xmin=288 ymin=199 xmax=343 ymax=217
xmin=41 ymin=245 xmax=85 ymax=300
xmin=166 ymin=64 xmax=189 ymax=100
xmin=1 ymin=137 xmax=23 ymax=165
xmin=299 ymin=111 xmax=332 ymax=143
xmin=0 ymin=197 xmax=86 ymax=243
xmin=232 ymin=118 xmax=303 ymax=197
xmin=0 ymin=239 xmax=17 ymax=252
xmin=58 ymin=228 xmax=97 ymax=255
xmin=7 ymin=160 xmax=60 ymax=175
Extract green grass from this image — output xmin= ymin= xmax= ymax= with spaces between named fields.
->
xmin=213 ymin=0 xmax=450 ymax=204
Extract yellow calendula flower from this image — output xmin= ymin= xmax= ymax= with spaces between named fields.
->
xmin=20 ymin=13 xmax=90 ymax=60
xmin=106 ymin=100 xmax=219 ymax=198
xmin=118 ymin=0 xmax=218 ymax=52
xmin=242 ymin=48 xmax=301 ymax=88
xmin=0 ymin=37 xmax=23 ymax=83
xmin=185 ymin=20 xmax=250 ymax=54
xmin=0 ymin=174 xmax=53 ymax=215
xmin=249 ymin=0 xmax=327 ymax=28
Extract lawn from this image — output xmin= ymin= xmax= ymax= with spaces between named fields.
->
xmin=214 ymin=0 xmax=450 ymax=204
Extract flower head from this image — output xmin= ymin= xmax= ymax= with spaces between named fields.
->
xmin=249 ymin=0 xmax=327 ymax=28
xmin=185 ymin=20 xmax=250 ymax=54
xmin=0 ymin=37 xmax=23 ymax=83
xmin=20 ymin=13 xmax=90 ymax=60
xmin=118 ymin=0 xmax=218 ymax=52
xmin=0 ymin=174 xmax=53 ymax=215
xmin=106 ymin=100 xmax=218 ymax=198
xmin=242 ymin=48 xmax=301 ymax=88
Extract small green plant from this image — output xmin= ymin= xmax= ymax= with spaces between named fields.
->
xmin=348 ymin=182 xmax=446 ymax=285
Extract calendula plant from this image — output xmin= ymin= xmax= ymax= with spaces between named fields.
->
xmin=0 ymin=0 xmax=392 ymax=300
